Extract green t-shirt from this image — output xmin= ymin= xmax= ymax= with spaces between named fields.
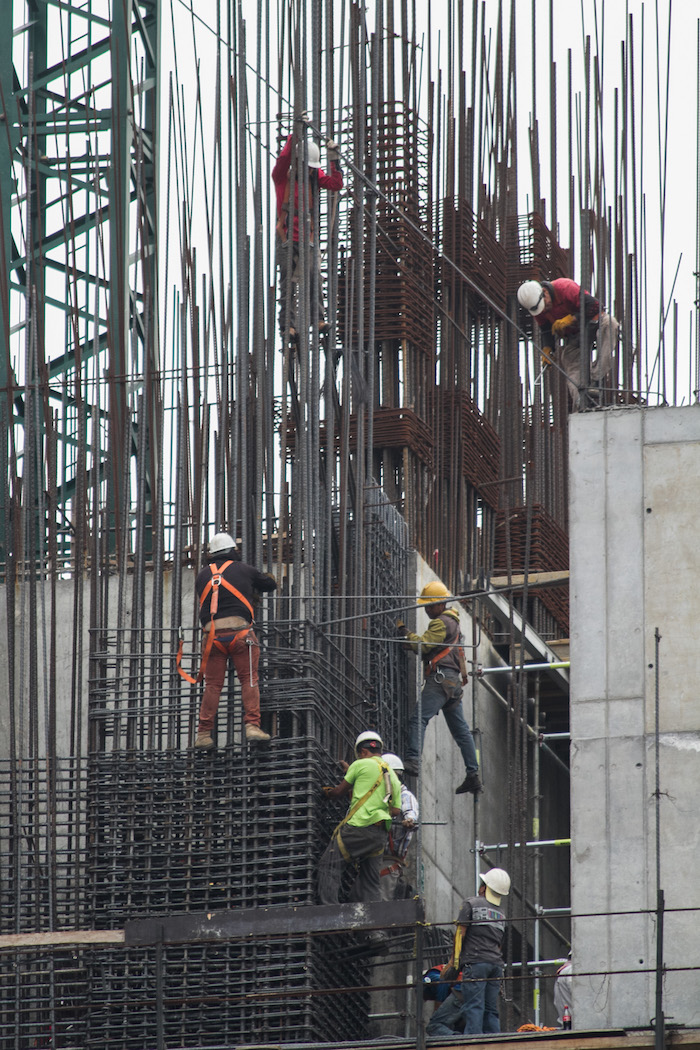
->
xmin=344 ymin=756 xmax=402 ymax=828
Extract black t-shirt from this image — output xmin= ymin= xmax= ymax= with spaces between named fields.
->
xmin=457 ymin=895 xmax=506 ymax=965
xmin=195 ymin=560 xmax=276 ymax=626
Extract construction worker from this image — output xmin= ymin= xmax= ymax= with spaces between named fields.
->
xmin=426 ymin=868 xmax=511 ymax=1037
xmin=517 ymin=278 xmax=619 ymax=407
xmin=397 ymin=582 xmax=481 ymax=795
xmin=379 ymin=753 xmax=419 ymax=900
xmin=318 ymin=731 xmax=402 ymax=906
xmin=554 ymin=954 xmax=573 ymax=1027
xmin=272 ymin=130 xmax=343 ymax=341
xmin=193 ymin=532 xmax=277 ymax=748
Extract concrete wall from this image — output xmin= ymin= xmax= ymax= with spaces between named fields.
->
xmin=569 ymin=405 xmax=700 ymax=1028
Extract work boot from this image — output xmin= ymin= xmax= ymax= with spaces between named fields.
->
xmin=245 ymin=724 xmax=271 ymax=743
xmin=194 ymin=731 xmax=214 ymax=749
xmin=402 ymin=759 xmax=419 ymax=777
xmin=455 ymin=772 xmax=482 ymax=795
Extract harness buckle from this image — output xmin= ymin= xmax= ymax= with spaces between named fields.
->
xmin=433 ymin=667 xmax=445 ymax=683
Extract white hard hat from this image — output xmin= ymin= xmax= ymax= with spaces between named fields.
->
xmin=480 ymin=868 xmax=511 ymax=904
xmin=382 ymin=752 xmax=404 ymax=773
xmin=355 ymin=730 xmax=383 ymax=753
xmin=517 ymin=280 xmax=546 ymax=316
xmin=208 ymin=532 xmax=237 ymax=556
xmin=307 ymin=141 xmax=322 ymax=168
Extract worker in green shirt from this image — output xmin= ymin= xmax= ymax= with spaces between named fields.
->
xmin=318 ymin=730 xmax=402 ymax=905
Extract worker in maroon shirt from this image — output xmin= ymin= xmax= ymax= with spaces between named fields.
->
xmin=272 ymin=133 xmax=343 ymax=341
xmin=517 ymin=278 xmax=619 ymax=408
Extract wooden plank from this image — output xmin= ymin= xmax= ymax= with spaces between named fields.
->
xmin=0 ymin=930 xmax=125 ymax=949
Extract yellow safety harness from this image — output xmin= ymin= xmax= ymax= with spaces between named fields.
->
xmin=333 ymin=755 xmax=391 ymax=863
xmin=176 ymin=561 xmax=255 ymax=685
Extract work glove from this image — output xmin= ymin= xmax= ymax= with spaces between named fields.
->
xmin=322 ymin=786 xmax=334 ymax=798
xmin=551 ymin=314 xmax=575 ymax=337
xmin=396 ymin=619 xmax=408 ymax=638
xmin=299 ymin=110 xmax=312 ymax=127
xmin=326 ymin=139 xmax=340 ymax=161
xmin=541 ymin=346 xmax=554 ymax=368
xmin=440 ymin=962 xmax=459 ymax=984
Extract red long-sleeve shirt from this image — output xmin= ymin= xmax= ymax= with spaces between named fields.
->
xmin=272 ymin=135 xmax=343 ymax=243
xmin=535 ymin=277 xmax=600 ymax=344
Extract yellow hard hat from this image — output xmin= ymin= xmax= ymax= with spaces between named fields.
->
xmin=418 ymin=581 xmax=450 ymax=605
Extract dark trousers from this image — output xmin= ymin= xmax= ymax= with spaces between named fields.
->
xmin=317 ymin=822 xmax=387 ymax=905
xmin=277 ymin=237 xmax=325 ymax=335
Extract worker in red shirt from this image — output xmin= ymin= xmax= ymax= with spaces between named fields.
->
xmin=517 ymin=278 xmax=619 ymax=408
xmin=272 ymin=132 xmax=343 ymax=341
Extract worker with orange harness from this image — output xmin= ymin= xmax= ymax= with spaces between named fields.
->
xmin=190 ymin=532 xmax=276 ymax=749
xmin=397 ymin=582 xmax=481 ymax=795
xmin=318 ymin=731 xmax=402 ymax=907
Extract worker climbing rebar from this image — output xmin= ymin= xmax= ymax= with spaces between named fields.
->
xmin=190 ymin=532 xmax=277 ymax=748
xmin=517 ymin=278 xmax=619 ymax=409
xmin=318 ymin=731 xmax=402 ymax=910
xmin=397 ymin=582 xmax=482 ymax=795
xmin=272 ymin=123 xmax=343 ymax=342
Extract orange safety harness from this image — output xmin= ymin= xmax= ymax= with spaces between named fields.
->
xmin=424 ymin=646 xmax=451 ymax=677
xmin=176 ymin=561 xmax=255 ymax=685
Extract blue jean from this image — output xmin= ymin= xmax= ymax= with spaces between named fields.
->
xmin=460 ymin=961 xmax=503 ymax=1034
xmin=406 ymin=671 xmax=478 ymax=774
xmin=426 ymin=989 xmax=464 ymax=1036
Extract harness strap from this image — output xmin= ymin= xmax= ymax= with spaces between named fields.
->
xmin=380 ymin=861 xmax=403 ymax=878
xmin=212 ymin=627 xmax=253 ymax=655
xmin=425 ymin=646 xmax=451 ymax=676
xmin=198 ymin=562 xmax=255 ymax=622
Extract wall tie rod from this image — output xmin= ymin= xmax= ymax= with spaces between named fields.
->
xmin=476 ymin=838 xmax=571 ymax=851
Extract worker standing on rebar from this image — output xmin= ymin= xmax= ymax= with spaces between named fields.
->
xmin=318 ymin=731 xmax=402 ymax=907
xmin=193 ymin=532 xmax=276 ymax=749
xmin=272 ymin=126 xmax=343 ymax=342
xmin=427 ymin=869 xmax=511 ymax=1037
xmin=397 ymin=582 xmax=481 ymax=796
xmin=517 ymin=278 xmax=619 ymax=408
xmin=378 ymin=752 xmax=419 ymax=900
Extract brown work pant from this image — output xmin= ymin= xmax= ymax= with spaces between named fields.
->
xmin=197 ymin=629 xmax=261 ymax=733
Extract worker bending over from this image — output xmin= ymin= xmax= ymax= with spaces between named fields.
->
xmin=517 ymin=278 xmax=619 ymax=408
xmin=397 ymin=582 xmax=481 ymax=796
xmin=427 ymin=868 xmax=511 ymax=1037
xmin=193 ymin=532 xmax=276 ymax=748
xmin=272 ymin=131 xmax=342 ymax=341
xmin=319 ymin=731 xmax=401 ymax=906
xmin=379 ymin=752 xmax=419 ymax=900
